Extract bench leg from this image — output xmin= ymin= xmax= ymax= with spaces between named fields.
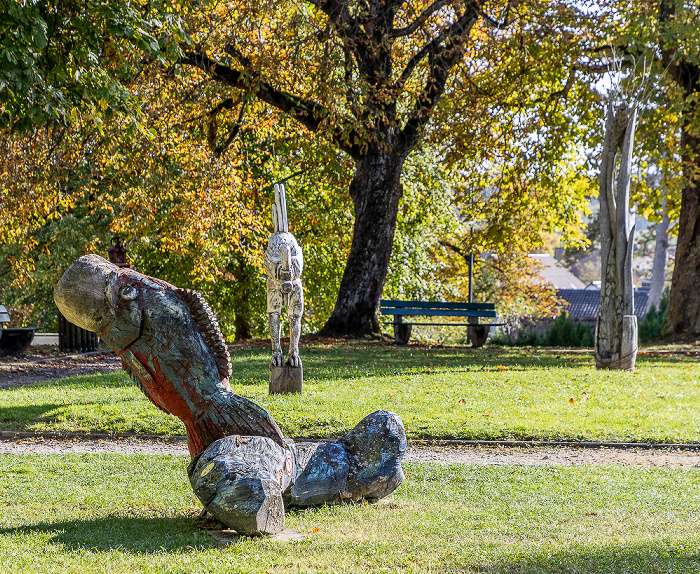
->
xmin=468 ymin=318 xmax=490 ymax=348
xmin=393 ymin=322 xmax=412 ymax=345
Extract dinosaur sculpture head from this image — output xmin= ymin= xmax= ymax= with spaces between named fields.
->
xmin=54 ymin=254 xmax=145 ymax=351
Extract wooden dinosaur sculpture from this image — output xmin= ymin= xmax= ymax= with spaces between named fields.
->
xmin=55 ymin=255 xmax=406 ymax=536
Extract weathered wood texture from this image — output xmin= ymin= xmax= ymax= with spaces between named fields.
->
xmin=54 ymin=255 xmax=285 ymax=456
xmin=649 ymin=206 xmax=670 ymax=310
xmin=56 ymin=256 xmax=407 ymax=537
xmin=189 ymin=410 xmax=406 ymax=535
xmin=264 ymin=183 xmax=304 ymax=371
xmin=188 ymin=435 xmax=291 ymax=536
xmin=595 ymin=102 xmax=639 ymax=371
xmin=269 ymin=364 xmax=302 ymax=394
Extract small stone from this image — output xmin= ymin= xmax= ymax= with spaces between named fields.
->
xmin=272 ymin=528 xmax=306 ymax=541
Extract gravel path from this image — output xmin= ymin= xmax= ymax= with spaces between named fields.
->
xmin=2 ymin=436 xmax=700 ymax=467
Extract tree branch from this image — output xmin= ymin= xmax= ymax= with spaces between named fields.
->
xmin=395 ymin=4 xmax=480 ymax=92
xmin=207 ymin=99 xmax=247 ymax=158
xmin=389 ymin=0 xmax=448 ymax=38
xmin=479 ymin=1 xmax=512 ymax=30
xmin=306 ymin=0 xmax=356 ymax=33
xmin=180 ymin=52 xmax=362 ymax=157
xmin=439 ymin=239 xmax=469 ymax=260
xmin=398 ymin=7 xmax=480 ymax=153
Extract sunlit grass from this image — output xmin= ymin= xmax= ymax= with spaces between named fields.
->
xmin=1 ymin=454 xmax=700 ymax=573
xmin=0 ymin=342 xmax=698 ymax=443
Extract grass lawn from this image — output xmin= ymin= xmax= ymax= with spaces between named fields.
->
xmin=1 ymin=454 xmax=700 ymax=573
xmin=1 ymin=342 xmax=698 ymax=443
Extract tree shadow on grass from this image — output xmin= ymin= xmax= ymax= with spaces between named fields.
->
xmin=227 ymin=346 xmax=602 ymax=385
xmin=0 ymin=403 xmax=63 ymax=431
xmin=0 ymin=514 xmax=244 ymax=554
xmin=476 ymin=542 xmax=700 ymax=573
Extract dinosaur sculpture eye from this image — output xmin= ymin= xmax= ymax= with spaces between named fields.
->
xmin=120 ymin=285 xmax=139 ymax=301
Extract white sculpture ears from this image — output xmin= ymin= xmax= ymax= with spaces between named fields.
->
xmin=272 ymin=183 xmax=289 ymax=233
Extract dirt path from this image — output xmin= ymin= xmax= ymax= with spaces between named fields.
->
xmin=1 ymin=436 xmax=700 ymax=467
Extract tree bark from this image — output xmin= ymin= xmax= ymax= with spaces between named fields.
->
xmin=667 ymin=128 xmax=700 ymax=334
xmin=659 ymin=0 xmax=700 ymax=335
xmin=319 ymin=148 xmax=406 ymax=336
xmin=228 ymin=257 xmax=253 ymax=341
xmin=178 ymin=2 xmax=479 ymax=338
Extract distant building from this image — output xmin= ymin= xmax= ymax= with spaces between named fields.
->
xmin=527 ymin=253 xmax=651 ymax=327
xmin=556 ymin=287 xmax=650 ymax=328
xmin=529 ymin=254 xmax=586 ymax=290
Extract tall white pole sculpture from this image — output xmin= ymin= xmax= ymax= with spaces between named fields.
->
xmin=595 ymin=101 xmax=639 ymax=370
xmin=264 ymin=183 xmax=305 ymax=393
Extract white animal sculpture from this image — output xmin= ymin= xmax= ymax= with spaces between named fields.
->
xmin=263 ymin=183 xmax=304 ymax=368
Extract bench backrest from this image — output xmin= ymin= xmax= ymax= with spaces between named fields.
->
xmin=380 ymin=300 xmax=496 ymax=318
xmin=0 ymin=305 xmax=10 ymax=325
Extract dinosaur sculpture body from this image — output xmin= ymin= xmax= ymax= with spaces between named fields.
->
xmin=54 ymin=254 xmax=284 ymax=456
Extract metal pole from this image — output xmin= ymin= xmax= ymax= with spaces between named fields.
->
xmin=468 ymin=253 xmax=474 ymax=304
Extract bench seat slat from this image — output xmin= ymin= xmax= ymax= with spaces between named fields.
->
xmin=382 ymin=309 xmax=497 ymax=318
xmin=380 ymin=300 xmax=494 ymax=311
xmin=399 ymin=322 xmax=506 ymax=327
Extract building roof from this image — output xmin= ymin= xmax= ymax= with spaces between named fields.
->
xmin=529 ymin=254 xmax=586 ymax=290
xmin=557 ymin=289 xmax=650 ymax=321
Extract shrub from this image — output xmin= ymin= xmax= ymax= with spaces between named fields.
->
xmin=491 ymin=312 xmax=593 ymax=348
xmin=640 ymin=289 xmax=670 ymax=341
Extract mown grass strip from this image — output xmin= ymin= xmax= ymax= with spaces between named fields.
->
xmin=1 ymin=454 xmax=700 ymax=573
xmin=0 ymin=343 xmax=698 ymax=443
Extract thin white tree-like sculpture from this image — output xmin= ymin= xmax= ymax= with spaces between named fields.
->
xmin=595 ymin=100 xmax=639 ymax=370
xmin=264 ymin=183 xmax=304 ymax=392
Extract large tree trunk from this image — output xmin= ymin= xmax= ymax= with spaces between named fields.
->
xmin=227 ymin=256 xmax=254 ymax=341
xmin=319 ymin=149 xmax=406 ymax=336
xmin=667 ymin=128 xmax=700 ymax=334
xmin=660 ymin=0 xmax=700 ymax=335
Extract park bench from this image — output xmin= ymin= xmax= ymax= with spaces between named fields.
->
xmin=380 ymin=300 xmax=504 ymax=347
xmin=0 ymin=304 xmax=37 ymax=357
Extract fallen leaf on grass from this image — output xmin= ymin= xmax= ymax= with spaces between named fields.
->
xmin=312 ymin=527 xmax=320 ymax=532
xmin=458 ymin=398 xmax=466 ymax=404
xmin=569 ymin=398 xmax=575 ymax=404
xmin=497 ymin=365 xmax=507 ymax=370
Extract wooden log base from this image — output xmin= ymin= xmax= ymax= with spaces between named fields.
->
xmin=189 ymin=411 xmax=407 ymax=536
xmin=269 ymin=364 xmax=303 ymax=394
xmin=188 ymin=436 xmax=293 ymax=536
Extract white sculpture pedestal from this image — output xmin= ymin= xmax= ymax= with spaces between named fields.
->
xmin=270 ymin=364 xmax=303 ymax=394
